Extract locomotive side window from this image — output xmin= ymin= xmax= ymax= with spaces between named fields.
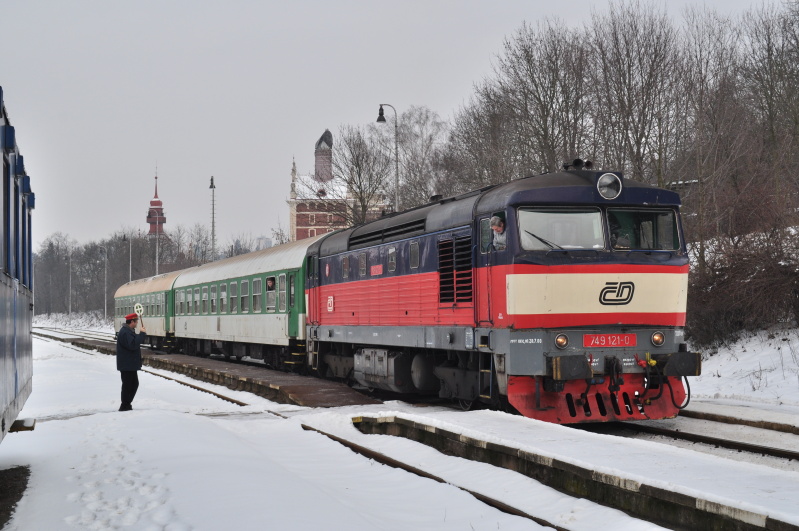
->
xmin=266 ymin=276 xmax=276 ymax=311
xmin=518 ymin=208 xmax=603 ymax=250
xmin=359 ymin=253 xmax=367 ymax=277
xmin=388 ymin=247 xmax=396 ymax=272
xmin=342 ymin=256 xmax=349 ymax=279
xmin=410 ymin=241 xmax=419 ymax=269
xmin=253 ymin=278 xmax=262 ymax=312
xmin=241 ymin=280 xmax=250 ymax=313
xmin=279 ymin=274 xmax=287 ymax=312
xmin=210 ymin=285 xmax=217 ymax=313
xmin=230 ymin=282 xmax=238 ymax=314
xmin=220 ymin=283 xmax=227 ymax=313
xmin=607 ymin=209 xmax=679 ymax=251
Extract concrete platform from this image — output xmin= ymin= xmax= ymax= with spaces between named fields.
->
xmin=34 ymin=334 xmax=380 ymax=409
xmin=354 ymin=415 xmax=799 ymax=531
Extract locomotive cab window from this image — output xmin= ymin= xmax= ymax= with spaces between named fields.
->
xmin=266 ymin=276 xmax=276 ymax=311
xmin=607 ymin=209 xmax=679 ymax=251
xmin=518 ymin=208 xmax=603 ymax=250
xmin=342 ymin=256 xmax=349 ymax=279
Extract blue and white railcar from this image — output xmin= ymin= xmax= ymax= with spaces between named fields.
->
xmin=1 ymin=87 xmax=36 ymax=443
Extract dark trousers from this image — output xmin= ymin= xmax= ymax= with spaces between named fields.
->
xmin=120 ymin=371 xmax=139 ymax=407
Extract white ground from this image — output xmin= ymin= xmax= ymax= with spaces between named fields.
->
xmin=0 ymin=314 xmax=797 ymax=530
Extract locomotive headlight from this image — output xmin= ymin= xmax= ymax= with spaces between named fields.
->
xmin=651 ymin=331 xmax=665 ymax=346
xmin=555 ymin=334 xmax=569 ymax=349
xmin=597 ymin=173 xmax=622 ymax=200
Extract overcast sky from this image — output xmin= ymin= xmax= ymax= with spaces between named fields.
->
xmin=1 ymin=0 xmax=761 ymax=251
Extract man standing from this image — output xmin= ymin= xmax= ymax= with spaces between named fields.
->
xmin=116 ymin=313 xmax=147 ymax=411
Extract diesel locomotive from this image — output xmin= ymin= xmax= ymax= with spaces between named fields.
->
xmin=115 ymin=162 xmax=700 ymax=423
xmin=1 ymin=87 xmax=36 ymax=443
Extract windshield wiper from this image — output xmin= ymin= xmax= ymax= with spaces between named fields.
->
xmin=525 ymin=230 xmax=564 ymax=250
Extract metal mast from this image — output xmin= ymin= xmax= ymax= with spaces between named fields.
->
xmin=210 ymin=176 xmax=216 ymax=261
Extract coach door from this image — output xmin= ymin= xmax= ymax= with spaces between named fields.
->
xmin=285 ymin=273 xmax=299 ymax=338
xmin=474 ymin=215 xmax=501 ymax=325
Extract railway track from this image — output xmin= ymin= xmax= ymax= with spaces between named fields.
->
xmin=621 ymin=417 xmax=799 ymax=461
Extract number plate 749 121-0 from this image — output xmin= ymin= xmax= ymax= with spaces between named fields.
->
xmin=583 ymin=333 xmax=637 ymax=347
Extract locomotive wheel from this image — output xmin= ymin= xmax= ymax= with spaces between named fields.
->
xmin=458 ymin=399 xmax=475 ymax=411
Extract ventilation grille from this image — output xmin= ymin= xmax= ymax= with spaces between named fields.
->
xmin=439 ymin=235 xmax=473 ymax=304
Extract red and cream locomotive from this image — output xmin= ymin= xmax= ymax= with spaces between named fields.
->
xmin=305 ymin=161 xmax=700 ymax=423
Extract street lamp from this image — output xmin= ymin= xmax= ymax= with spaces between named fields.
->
xmin=122 ymin=234 xmax=132 ymax=281
xmin=98 ymin=245 xmax=108 ymax=320
xmin=377 ymin=104 xmax=400 ymax=212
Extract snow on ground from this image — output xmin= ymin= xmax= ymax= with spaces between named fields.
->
xmin=1 ymin=314 xmax=797 ymax=530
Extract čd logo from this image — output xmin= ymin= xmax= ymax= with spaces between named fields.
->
xmin=599 ymin=282 xmax=635 ymax=305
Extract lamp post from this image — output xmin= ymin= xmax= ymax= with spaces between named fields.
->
xmin=376 ymin=104 xmax=400 ymax=212
xmin=122 ymin=234 xmax=132 ymax=281
xmin=68 ymin=248 xmax=72 ymax=315
xmin=98 ymin=245 xmax=108 ymax=320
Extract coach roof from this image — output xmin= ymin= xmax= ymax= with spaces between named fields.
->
xmin=173 ymin=235 xmax=324 ymax=288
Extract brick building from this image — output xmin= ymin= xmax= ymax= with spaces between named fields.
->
xmin=288 ymin=130 xmax=348 ymax=241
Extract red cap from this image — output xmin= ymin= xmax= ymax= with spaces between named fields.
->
xmin=125 ymin=313 xmax=139 ymax=320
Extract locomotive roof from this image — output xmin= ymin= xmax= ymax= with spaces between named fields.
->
xmin=114 ymin=269 xmax=186 ymax=298
xmin=312 ymin=170 xmax=681 ymax=257
xmin=172 ymin=234 xmax=323 ymax=288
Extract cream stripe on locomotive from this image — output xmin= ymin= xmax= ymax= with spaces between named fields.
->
xmin=506 ymin=272 xmax=688 ymax=315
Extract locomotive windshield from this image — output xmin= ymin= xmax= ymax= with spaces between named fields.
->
xmin=518 ymin=208 xmax=604 ymax=250
xmin=608 ymin=209 xmax=679 ymax=251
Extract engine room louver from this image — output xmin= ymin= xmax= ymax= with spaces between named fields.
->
xmin=438 ymin=235 xmax=473 ymax=304
xmin=349 ymin=218 xmax=427 ymax=248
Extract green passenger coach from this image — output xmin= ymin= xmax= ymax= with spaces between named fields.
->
xmin=115 ymin=236 xmax=323 ymax=369
xmin=113 ymin=269 xmax=185 ymax=350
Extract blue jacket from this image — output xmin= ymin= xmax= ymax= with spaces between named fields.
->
xmin=116 ymin=325 xmax=146 ymax=371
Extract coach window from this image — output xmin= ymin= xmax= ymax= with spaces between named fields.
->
xmin=157 ymin=294 xmax=162 ymax=316
xmin=220 ymin=283 xmax=227 ymax=313
xmin=194 ymin=288 xmax=200 ymax=314
xmin=179 ymin=290 xmax=185 ymax=315
xmin=388 ymin=247 xmax=397 ymax=273
xmin=202 ymin=287 xmax=208 ymax=314
xmin=279 ymin=274 xmax=287 ymax=312
xmin=210 ymin=285 xmax=217 ymax=313
xmin=241 ymin=280 xmax=250 ymax=313
xmin=252 ymin=278 xmax=262 ymax=312
xmin=359 ymin=253 xmax=367 ymax=277
xmin=230 ymin=282 xmax=238 ymax=313
xmin=266 ymin=276 xmax=276 ymax=311
xmin=410 ymin=241 xmax=420 ymax=269
xmin=289 ymin=275 xmax=295 ymax=307
xmin=342 ymin=256 xmax=349 ymax=279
